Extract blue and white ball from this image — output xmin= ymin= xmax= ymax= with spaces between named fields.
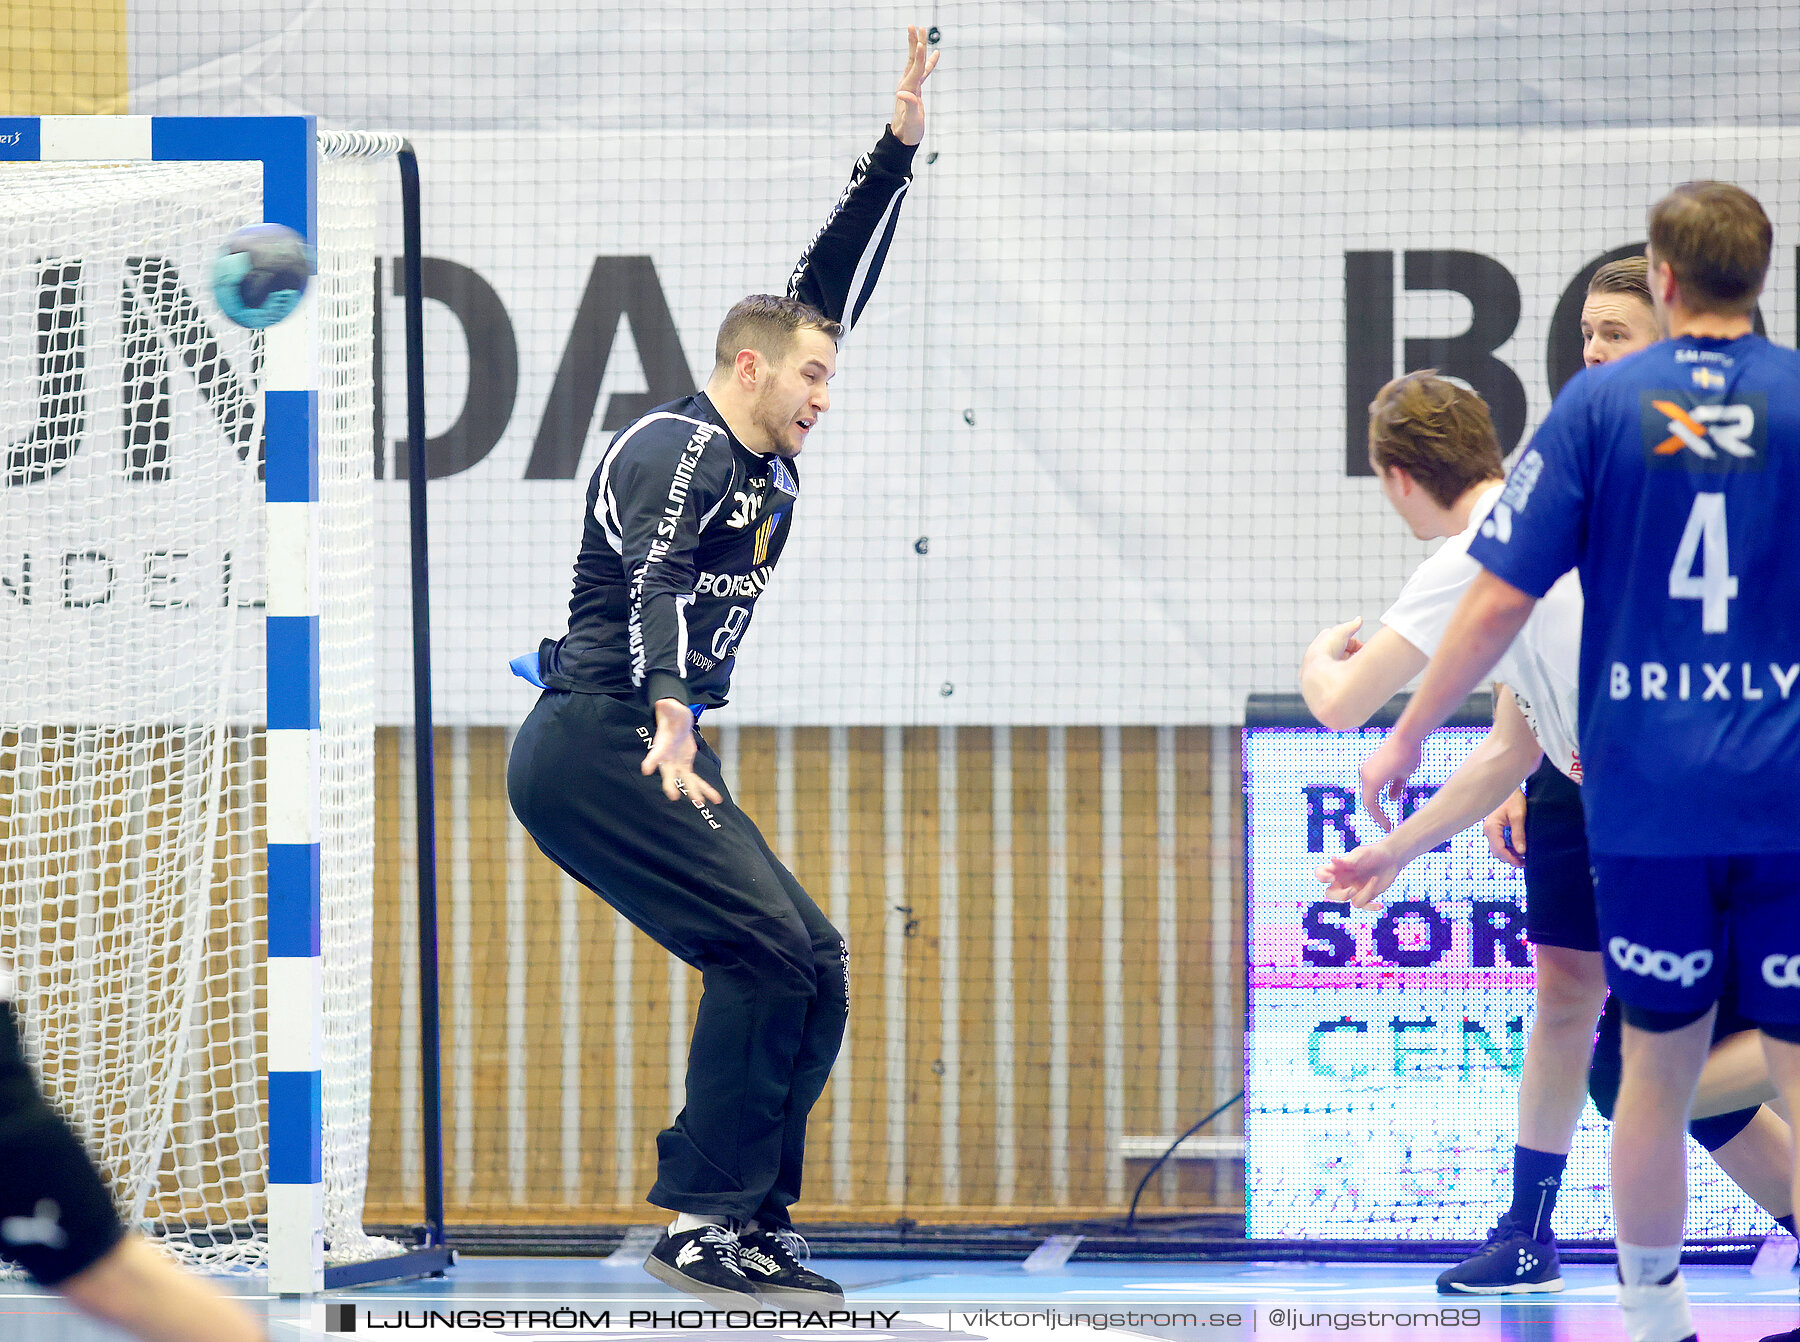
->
xmin=211 ymin=223 xmax=312 ymax=329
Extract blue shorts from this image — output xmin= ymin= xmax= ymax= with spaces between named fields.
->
xmin=1591 ymin=853 xmax=1800 ymax=1027
xmin=1521 ymin=761 xmax=1600 ymax=953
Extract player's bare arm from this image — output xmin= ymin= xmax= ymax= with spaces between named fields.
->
xmin=1299 ymin=617 xmax=1429 ymax=730
xmin=1481 ymin=705 xmax=1530 ymax=868
xmin=1318 ymin=686 xmax=1543 ymax=909
xmin=1360 ymin=569 xmax=1538 ymax=826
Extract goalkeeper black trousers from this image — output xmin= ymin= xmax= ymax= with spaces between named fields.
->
xmin=506 ymin=689 xmax=848 ymax=1226
xmin=0 ymin=1004 xmax=128 ymax=1285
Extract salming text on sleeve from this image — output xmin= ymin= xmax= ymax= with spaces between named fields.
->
xmin=610 ymin=415 xmax=735 ymax=707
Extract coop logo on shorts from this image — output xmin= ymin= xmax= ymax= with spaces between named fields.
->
xmin=1763 ymin=953 xmax=1800 ymax=989
xmin=1609 ymin=937 xmax=1713 ymax=988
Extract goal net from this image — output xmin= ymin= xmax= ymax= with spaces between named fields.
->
xmin=0 ymin=144 xmax=392 ymax=1271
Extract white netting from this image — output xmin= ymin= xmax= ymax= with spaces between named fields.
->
xmin=0 ymin=148 xmax=391 ymax=1271
xmin=316 ymin=151 xmax=399 ymax=1266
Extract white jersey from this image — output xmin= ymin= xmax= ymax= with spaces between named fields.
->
xmin=1380 ymin=483 xmax=1584 ymax=782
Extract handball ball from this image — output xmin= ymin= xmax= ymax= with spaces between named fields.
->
xmin=211 ymin=223 xmax=313 ymax=329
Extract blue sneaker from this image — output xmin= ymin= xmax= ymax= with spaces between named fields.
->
xmin=1436 ymin=1217 xmax=1563 ymax=1294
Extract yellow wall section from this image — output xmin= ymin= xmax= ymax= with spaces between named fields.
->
xmin=3 ymin=1 xmax=128 ymax=115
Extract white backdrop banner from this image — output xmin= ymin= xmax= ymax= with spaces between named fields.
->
xmin=9 ymin=128 xmax=1798 ymax=725
xmin=350 ymin=128 xmax=1799 ymax=725
xmin=115 ymin=4 xmax=1800 ymax=726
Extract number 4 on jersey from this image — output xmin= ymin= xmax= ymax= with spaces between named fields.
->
xmin=1668 ymin=492 xmax=1737 ymax=633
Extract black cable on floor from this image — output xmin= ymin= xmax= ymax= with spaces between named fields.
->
xmin=1123 ymin=1091 xmax=1245 ymax=1231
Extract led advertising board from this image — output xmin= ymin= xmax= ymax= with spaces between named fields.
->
xmin=1243 ymin=718 xmax=1768 ymax=1240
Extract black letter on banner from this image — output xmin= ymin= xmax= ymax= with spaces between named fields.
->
xmin=1302 ymin=784 xmax=1359 ymax=853
xmin=525 ymin=257 xmax=696 ymax=479
xmin=63 ymin=551 xmax=114 ymax=607
xmin=1344 ymin=251 xmax=1393 ymax=478
xmin=393 ymin=257 xmax=518 ymax=479
xmin=6 ymin=262 xmax=87 ymax=486
xmin=1402 ymin=250 xmax=1526 ymax=454
xmin=1301 ymin=903 xmax=1356 ymax=967
xmin=1372 ymin=899 xmax=1450 ymax=967
xmin=121 ymin=263 xmax=170 ymax=479
xmin=125 ymin=257 xmax=260 ymax=473
xmin=1 ymin=555 xmax=29 ymax=605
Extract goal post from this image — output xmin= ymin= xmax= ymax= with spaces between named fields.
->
xmin=0 ymin=115 xmax=444 ymax=1295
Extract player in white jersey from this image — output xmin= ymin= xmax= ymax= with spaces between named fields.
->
xmin=0 ymin=961 xmax=266 ymax=1342
xmin=1302 ymin=367 xmax=1609 ymax=1287
xmin=1360 ymin=182 xmax=1800 ymax=1342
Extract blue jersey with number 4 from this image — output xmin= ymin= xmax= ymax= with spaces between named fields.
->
xmin=1467 ymin=333 xmax=1800 ymax=856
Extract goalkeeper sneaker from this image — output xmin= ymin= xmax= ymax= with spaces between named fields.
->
xmin=1436 ymin=1217 xmax=1563 ymax=1294
xmin=736 ymin=1224 xmax=846 ymax=1307
xmin=645 ymin=1223 xmax=758 ymax=1303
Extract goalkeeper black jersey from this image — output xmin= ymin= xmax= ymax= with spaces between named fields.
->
xmin=538 ymin=128 xmax=917 ymax=708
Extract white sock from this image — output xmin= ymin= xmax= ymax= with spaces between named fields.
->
xmin=1616 ymin=1247 xmax=1694 ymax=1342
xmin=672 ymin=1213 xmax=727 ymax=1234
xmin=1616 ymin=1241 xmax=1682 ymax=1286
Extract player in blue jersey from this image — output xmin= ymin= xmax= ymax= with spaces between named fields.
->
xmin=1361 ymin=181 xmax=1800 ymax=1342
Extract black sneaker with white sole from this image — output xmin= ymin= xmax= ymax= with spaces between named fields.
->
xmin=736 ymin=1224 xmax=845 ymax=1307
xmin=1435 ymin=1216 xmax=1563 ymax=1294
xmin=645 ymin=1224 xmax=759 ymax=1303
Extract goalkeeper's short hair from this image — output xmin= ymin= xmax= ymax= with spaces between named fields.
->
xmin=714 ymin=294 xmax=843 ymax=372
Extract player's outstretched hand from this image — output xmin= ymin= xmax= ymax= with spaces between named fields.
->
xmin=642 ymin=698 xmax=724 ymax=806
xmin=1482 ymin=787 xmax=1527 ymax=867
xmin=1359 ymin=733 xmax=1421 ymax=833
xmin=891 ymin=25 xmax=940 ymax=146
xmin=1316 ymin=842 xmax=1400 ymax=911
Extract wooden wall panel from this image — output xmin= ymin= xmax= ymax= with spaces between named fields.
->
xmin=1064 ymin=726 xmax=1106 ymax=1209
xmin=1005 ymin=727 xmax=1052 ymax=1210
xmin=953 ymin=728 xmax=997 ymax=1209
xmin=364 ymin=722 xmax=1246 ymax=1226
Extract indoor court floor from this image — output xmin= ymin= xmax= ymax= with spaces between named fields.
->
xmin=4 ymin=1254 xmax=1795 ymax=1342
